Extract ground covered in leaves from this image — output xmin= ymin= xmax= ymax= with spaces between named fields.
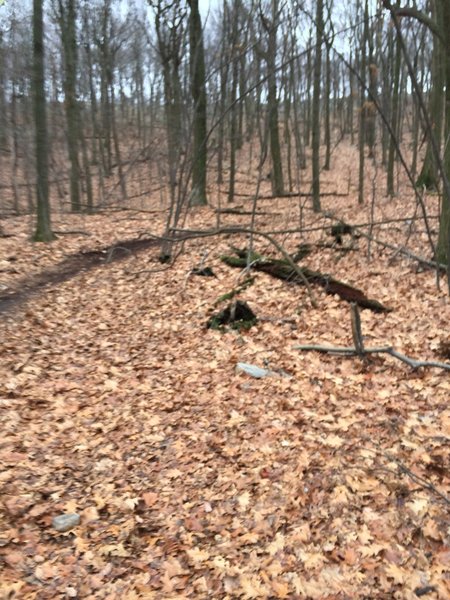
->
xmin=1 ymin=156 xmax=450 ymax=599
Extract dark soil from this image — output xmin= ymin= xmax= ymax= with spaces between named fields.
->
xmin=0 ymin=237 xmax=159 ymax=314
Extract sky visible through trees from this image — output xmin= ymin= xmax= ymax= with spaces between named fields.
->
xmin=0 ymin=0 xmax=448 ymax=258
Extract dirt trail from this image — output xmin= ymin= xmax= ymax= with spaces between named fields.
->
xmin=0 ymin=237 xmax=159 ymax=314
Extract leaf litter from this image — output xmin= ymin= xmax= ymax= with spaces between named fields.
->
xmin=1 ymin=158 xmax=450 ymax=598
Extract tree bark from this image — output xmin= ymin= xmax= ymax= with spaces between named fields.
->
xmin=228 ymin=0 xmax=240 ymax=203
xmin=0 ymin=29 xmax=7 ymax=152
xmin=311 ymin=0 xmax=323 ymax=212
xmin=58 ymin=0 xmax=81 ymax=212
xmin=260 ymin=0 xmax=284 ymax=197
xmin=358 ymin=0 xmax=368 ymax=204
xmin=151 ymin=0 xmax=185 ymax=206
xmin=386 ymin=31 xmax=401 ymax=196
xmin=32 ymin=0 xmax=54 ymax=241
xmin=188 ymin=0 xmax=208 ymax=206
xmin=436 ymin=0 xmax=450 ymax=265
xmin=416 ymin=0 xmax=444 ymax=190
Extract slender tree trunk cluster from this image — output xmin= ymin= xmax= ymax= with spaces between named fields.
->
xmin=0 ymin=0 xmax=447 ymax=269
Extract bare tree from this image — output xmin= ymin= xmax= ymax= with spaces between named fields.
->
xmin=416 ymin=0 xmax=444 ymax=191
xmin=150 ymin=0 xmax=186 ymax=205
xmin=55 ymin=0 xmax=81 ymax=212
xmin=33 ymin=0 xmax=54 ymax=241
xmin=187 ymin=0 xmax=208 ymax=205
xmin=311 ymin=0 xmax=323 ymax=211
xmin=259 ymin=0 xmax=284 ymax=197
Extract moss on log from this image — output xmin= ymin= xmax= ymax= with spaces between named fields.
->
xmin=214 ymin=276 xmax=255 ymax=306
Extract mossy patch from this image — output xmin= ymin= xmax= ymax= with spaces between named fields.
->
xmin=206 ymin=300 xmax=257 ymax=331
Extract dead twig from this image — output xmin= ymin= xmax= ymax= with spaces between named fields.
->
xmin=360 ymin=445 xmax=450 ymax=507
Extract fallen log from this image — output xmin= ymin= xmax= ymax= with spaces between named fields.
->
xmin=229 ymin=191 xmax=348 ymax=199
xmin=221 ymin=248 xmax=391 ymax=313
xmin=215 ymin=207 xmax=280 ymax=216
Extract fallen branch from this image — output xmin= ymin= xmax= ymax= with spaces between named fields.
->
xmin=215 ymin=207 xmax=280 ymax=216
xmin=294 ymin=305 xmax=450 ymax=371
xmin=258 ymin=191 xmax=349 ymax=199
xmin=229 ymin=190 xmax=348 ymax=199
xmin=293 ymin=343 xmax=450 ymax=371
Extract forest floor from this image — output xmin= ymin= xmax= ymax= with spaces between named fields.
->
xmin=1 ymin=146 xmax=450 ymax=599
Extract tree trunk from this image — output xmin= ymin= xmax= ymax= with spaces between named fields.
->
xmin=99 ymin=1 xmax=113 ymax=177
xmin=386 ymin=32 xmax=401 ymax=196
xmin=0 ymin=30 xmax=7 ymax=152
xmin=58 ymin=0 xmax=81 ymax=212
xmin=311 ymin=0 xmax=323 ymax=212
xmin=323 ymin=41 xmax=331 ymax=171
xmin=410 ymin=29 xmax=427 ymax=179
xmin=188 ymin=0 xmax=208 ymax=206
xmin=110 ymin=84 xmax=128 ymax=202
xmin=216 ymin=9 xmax=229 ymax=186
xmin=80 ymin=126 xmax=94 ymax=213
xmin=305 ymin=41 xmax=312 ymax=147
xmin=11 ymin=84 xmax=20 ymax=214
xmin=151 ymin=0 xmax=185 ymax=208
xmin=416 ymin=0 xmax=444 ymax=190
xmin=358 ymin=1 xmax=368 ymax=205
xmin=365 ymin=5 xmax=377 ymax=159
xmin=32 ymin=0 xmax=54 ymax=241
xmin=266 ymin=2 xmax=284 ymax=197
xmin=436 ymin=0 xmax=450 ymax=265
xmin=227 ymin=0 xmax=240 ymax=204
xmin=348 ymin=52 xmax=355 ymax=143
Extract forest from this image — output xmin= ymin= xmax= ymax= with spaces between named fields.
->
xmin=1 ymin=0 xmax=450 ymax=598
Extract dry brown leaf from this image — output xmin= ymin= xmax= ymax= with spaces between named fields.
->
xmin=142 ymin=492 xmax=158 ymax=507
xmin=271 ymin=579 xmax=290 ymax=598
